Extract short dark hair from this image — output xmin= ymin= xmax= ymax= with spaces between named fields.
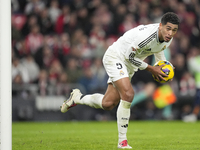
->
xmin=161 ymin=12 xmax=180 ymax=26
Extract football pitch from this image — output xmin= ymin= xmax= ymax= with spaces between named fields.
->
xmin=13 ymin=121 xmax=200 ymax=150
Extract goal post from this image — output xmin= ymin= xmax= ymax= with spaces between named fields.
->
xmin=0 ymin=0 xmax=12 ymax=149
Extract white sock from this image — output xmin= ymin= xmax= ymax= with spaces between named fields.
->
xmin=117 ymin=100 xmax=131 ymax=143
xmin=76 ymin=94 xmax=104 ymax=109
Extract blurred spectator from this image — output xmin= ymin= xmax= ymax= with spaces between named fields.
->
xmin=13 ymin=39 xmax=27 ymax=58
xmin=108 ymin=0 xmax=121 ymax=14
xmin=70 ymin=0 xmax=87 ymax=10
xmin=25 ymin=24 xmax=44 ymax=55
xmin=11 ymin=0 xmax=20 ymax=13
xmin=11 ymin=13 xmax=27 ymax=42
xmin=13 ymin=74 xmax=23 ymax=84
xmin=112 ymin=4 xmax=127 ymax=35
xmin=137 ymin=1 xmax=149 ymax=23
xmin=126 ymin=0 xmax=139 ymax=14
xmin=21 ymin=14 xmax=39 ymax=37
xmin=60 ymin=33 xmax=71 ymax=56
xmin=149 ymin=6 xmax=163 ymax=23
xmin=78 ymin=67 xmax=96 ymax=94
xmin=87 ymin=0 xmax=102 ymax=14
xmin=64 ymin=12 xmax=78 ymax=35
xmin=54 ymin=5 xmax=71 ymax=34
xmin=38 ymin=7 xmax=53 ymax=35
xmin=71 ymin=28 xmax=84 ymax=46
xmin=48 ymin=0 xmax=61 ymax=24
xmin=173 ymin=53 xmax=188 ymax=90
xmin=177 ymin=35 xmax=190 ymax=57
xmin=172 ymin=53 xmax=196 ymax=96
xmin=35 ymin=69 xmax=49 ymax=96
xmin=90 ymin=58 xmax=108 ymax=93
xmin=34 ymin=45 xmax=57 ymax=69
xmin=180 ymin=12 xmax=196 ymax=37
xmin=180 ymin=12 xmax=200 ymax=46
xmin=56 ymin=33 xmax=71 ymax=65
xmin=76 ymin=7 xmax=91 ymax=35
xmin=118 ymin=13 xmax=137 ymax=35
xmin=11 ymin=14 xmax=27 ymax=31
xmin=176 ymin=2 xmax=187 ymax=22
xmin=48 ymin=59 xmax=63 ymax=86
xmin=24 ymin=0 xmax=45 ymax=15
xmin=183 ymin=47 xmax=200 ymax=122
xmin=56 ymin=72 xmax=70 ymax=95
xmin=21 ymin=55 xmax=40 ymax=83
xmin=92 ymin=3 xmax=114 ymax=35
xmin=12 ymin=20 xmax=22 ymax=42
xmin=12 ymin=57 xmax=30 ymax=83
xmin=89 ymin=24 xmax=106 ymax=50
xmin=77 ymin=35 xmax=93 ymax=59
xmin=179 ymin=72 xmax=196 ymax=97
xmin=65 ymin=57 xmax=82 ymax=83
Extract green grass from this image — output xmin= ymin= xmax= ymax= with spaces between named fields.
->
xmin=13 ymin=121 xmax=200 ymax=150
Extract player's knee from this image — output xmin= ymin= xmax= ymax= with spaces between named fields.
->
xmin=102 ymin=101 xmax=118 ymax=111
xmin=123 ymin=89 xmax=135 ymax=103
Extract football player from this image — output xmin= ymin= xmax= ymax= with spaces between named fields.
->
xmin=61 ymin=12 xmax=180 ymax=149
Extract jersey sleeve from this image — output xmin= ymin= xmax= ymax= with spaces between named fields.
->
xmin=133 ymin=55 xmax=148 ymax=70
xmin=154 ymin=50 xmax=166 ymax=63
xmin=127 ymin=46 xmax=148 ymax=70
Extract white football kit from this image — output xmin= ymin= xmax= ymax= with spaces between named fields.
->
xmin=102 ymin=23 xmax=173 ymax=83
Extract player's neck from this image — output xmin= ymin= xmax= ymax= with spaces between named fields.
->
xmin=159 ymin=39 xmax=164 ymax=43
xmin=158 ymin=30 xmax=164 ymax=43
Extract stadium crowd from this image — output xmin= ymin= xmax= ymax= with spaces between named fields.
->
xmin=11 ymin=0 xmax=200 ymax=120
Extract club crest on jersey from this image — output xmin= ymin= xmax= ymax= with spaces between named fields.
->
xmin=161 ymin=45 xmax=166 ymax=51
xmin=120 ymin=70 xmax=124 ymax=76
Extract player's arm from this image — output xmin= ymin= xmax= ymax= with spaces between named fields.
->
xmin=154 ymin=50 xmax=166 ymax=62
xmin=128 ymin=47 xmax=167 ymax=82
xmin=126 ymin=46 xmax=149 ymax=70
xmin=128 ymin=52 xmax=148 ymax=70
xmin=145 ymin=64 xmax=168 ymax=82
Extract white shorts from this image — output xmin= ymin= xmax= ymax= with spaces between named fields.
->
xmin=103 ymin=48 xmax=136 ymax=84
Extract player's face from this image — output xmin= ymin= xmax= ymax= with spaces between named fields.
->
xmin=159 ymin=22 xmax=178 ymax=42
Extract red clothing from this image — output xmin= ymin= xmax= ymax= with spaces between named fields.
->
xmin=55 ymin=15 xmax=65 ymax=34
xmin=25 ymin=33 xmax=43 ymax=54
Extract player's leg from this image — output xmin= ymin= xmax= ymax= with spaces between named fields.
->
xmin=71 ymin=77 xmax=134 ymax=148
xmin=77 ymin=83 xmax=120 ymax=110
xmin=113 ymin=77 xmax=134 ymax=149
xmin=101 ymin=83 xmax=121 ymax=110
xmin=61 ymin=48 xmax=126 ymax=113
xmin=60 ymin=83 xmax=121 ymax=113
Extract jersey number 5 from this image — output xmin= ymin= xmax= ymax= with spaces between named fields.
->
xmin=116 ymin=63 xmax=122 ymax=69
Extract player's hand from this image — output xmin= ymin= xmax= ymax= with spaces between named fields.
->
xmin=146 ymin=64 xmax=168 ymax=82
xmin=153 ymin=65 xmax=168 ymax=82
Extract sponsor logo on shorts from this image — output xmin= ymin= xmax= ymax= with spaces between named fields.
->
xmin=120 ymin=70 xmax=124 ymax=76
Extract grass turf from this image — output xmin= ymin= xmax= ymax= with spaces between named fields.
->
xmin=13 ymin=121 xmax=200 ymax=150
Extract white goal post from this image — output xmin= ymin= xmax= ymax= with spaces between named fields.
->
xmin=0 ymin=0 xmax=12 ymax=149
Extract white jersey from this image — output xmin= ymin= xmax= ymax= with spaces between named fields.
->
xmin=109 ymin=23 xmax=172 ymax=71
xmin=103 ymin=23 xmax=173 ymax=83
